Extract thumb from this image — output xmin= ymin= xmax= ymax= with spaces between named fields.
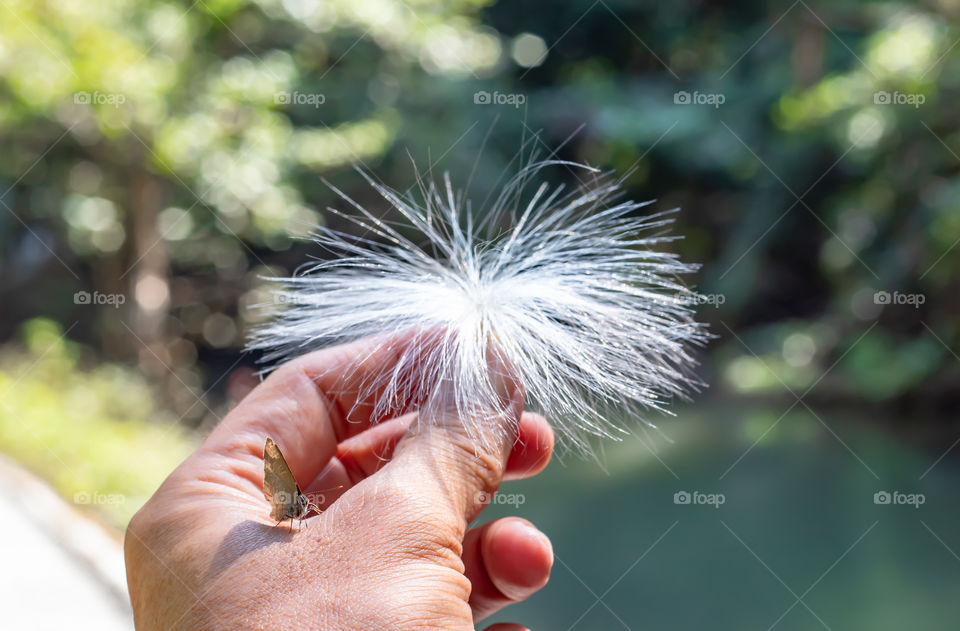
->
xmin=378 ymin=356 xmax=524 ymax=535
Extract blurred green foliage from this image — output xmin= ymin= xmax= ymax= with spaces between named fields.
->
xmin=0 ymin=318 xmax=196 ymax=527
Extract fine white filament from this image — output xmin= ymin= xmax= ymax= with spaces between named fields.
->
xmin=250 ymin=161 xmax=706 ymax=453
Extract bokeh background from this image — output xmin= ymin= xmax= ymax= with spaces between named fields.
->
xmin=2 ymin=0 xmax=960 ymax=628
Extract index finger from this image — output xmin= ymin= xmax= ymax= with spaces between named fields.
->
xmin=197 ymin=331 xmax=425 ymax=493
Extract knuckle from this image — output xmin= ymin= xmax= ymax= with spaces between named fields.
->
xmin=366 ymin=480 xmax=465 ymax=563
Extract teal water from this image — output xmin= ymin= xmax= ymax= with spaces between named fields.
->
xmin=481 ymin=405 xmax=960 ymax=630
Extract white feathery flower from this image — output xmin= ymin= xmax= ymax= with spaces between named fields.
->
xmin=249 ymin=161 xmax=706 ymax=453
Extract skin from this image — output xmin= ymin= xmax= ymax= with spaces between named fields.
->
xmin=125 ymin=335 xmax=555 ymax=630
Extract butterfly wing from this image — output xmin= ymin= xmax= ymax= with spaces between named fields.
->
xmin=263 ymin=437 xmax=302 ymax=522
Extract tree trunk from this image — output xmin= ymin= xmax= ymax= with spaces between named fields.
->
xmin=126 ymin=171 xmax=170 ymax=360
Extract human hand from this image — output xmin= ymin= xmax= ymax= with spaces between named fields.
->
xmin=124 ymin=335 xmax=554 ymax=630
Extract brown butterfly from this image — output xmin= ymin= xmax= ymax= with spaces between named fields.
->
xmin=263 ymin=437 xmax=313 ymax=530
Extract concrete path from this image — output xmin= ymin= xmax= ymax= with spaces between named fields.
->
xmin=0 ymin=454 xmax=133 ymax=630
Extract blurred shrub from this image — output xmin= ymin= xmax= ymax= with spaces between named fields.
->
xmin=0 ymin=318 xmax=196 ymax=528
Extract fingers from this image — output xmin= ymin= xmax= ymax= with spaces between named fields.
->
xmin=302 ymin=412 xmax=554 ymax=501
xmin=290 ymin=330 xmax=428 ymax=439
xmin=503 ymin=413 xmax=554 ymax=481
xmin=192 ymin=333 xmax=426 ymax=498
xmin=190 ymin=327 xmax=550 ymax=523
xmin=301 ymin=413 xmax=414 ymax=502
xmin=374 ymin=347 xmax=524 ymax=533
xmin=463 ymin=518 xmax=553 ymax=622
xmin=187 ymin=363 xmax=338 ymax=502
